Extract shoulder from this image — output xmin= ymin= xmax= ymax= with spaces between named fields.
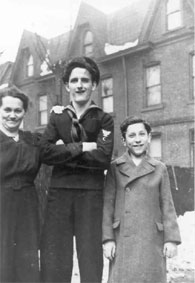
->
xmin=50 ymin=105 xmax=65 ymax=114
xmin=148 ymin=157 xmax=164 ymax=166
xmin=97 ymin=109 xmax=114 ymax=128
xmin=49 ymin=105 xmax=68 ymax=121
xmin=98 ymin=108 xmax=113 ymax=121
xmin=20 ymin=131 xmax=42 ymax=146
xmin=147 ymin=157 xmax=168 ymax=175
xmin=110 ymin=154 xmax=126 ymax=167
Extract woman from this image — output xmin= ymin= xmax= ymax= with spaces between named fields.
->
xmin=102 ymin=116 xmax=181 ymax=283
xmin=0 ymin=89 xmax=41 ymax=282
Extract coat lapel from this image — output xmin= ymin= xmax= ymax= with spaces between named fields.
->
xmin=116 ymin=151 xmax=156 ymax=187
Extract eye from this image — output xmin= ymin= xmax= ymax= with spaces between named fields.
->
xmin=4 ymin=108 xmax=11 ymax=112
xmin=15 ymin=109 xmax=23 ymax=114
xmin=70 ymin=78 xmax=78 ymax=83
xmin=81 ymin=78 xmax=90 ymax=83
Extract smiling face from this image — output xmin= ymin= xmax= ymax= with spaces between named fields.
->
xmin=65 ymin=67 xmax=97 ymax=107
xmin=124 ymin=122 xmax=151 ymax=158
xmin=0 ymin=96 xmax=25 ymax=133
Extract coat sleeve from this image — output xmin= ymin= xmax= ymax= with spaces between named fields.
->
xmin=102 ymin=163 xmax=117 ymax=243
xmin=40 ymin=113 xmax=83 ymax=165
xmin=79 ymin=113 xmax=114 ymax=170
xmin=160 ymin=164 xmax=181 ymax=245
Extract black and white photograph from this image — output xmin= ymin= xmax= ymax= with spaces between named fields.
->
xmin=0 ymin=0 xmax=194 ymax=282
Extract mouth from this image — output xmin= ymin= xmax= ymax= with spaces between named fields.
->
xmin=133 ymin=144 xmax=144 ymax=149
xmin=7 ymin=120 xmax=18 ymax=124
xmin=76 ymin=90 xmax=85 ymax=93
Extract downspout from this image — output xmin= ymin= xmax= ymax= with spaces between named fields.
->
xmin=122 ymin=55 xmax=129 ymax=117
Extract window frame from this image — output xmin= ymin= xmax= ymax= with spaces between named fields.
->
xmin=189 ymin=128 xmax=194 ymax=167
xmin=26 ymin=55 xmax=34 ymax=77
xmin=189 ymin=51 xmax=195 ymax=100
xmin=38 ymin=94 xmax=48 ymax=126
xmin=83 ymin=30 xmax=94 ymax=57
xmin=149 ymin=132 xmax=162 ymax=160
xmin=166 ymin=0 xmax=183 ymax=31
xmin=144 ymin=62 xmax=162 ymax=108
xmin=101 ymin=76 xmax=114 ymax=114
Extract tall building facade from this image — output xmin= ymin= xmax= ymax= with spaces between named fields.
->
xmin=1 ymin=0 xmax=194 ymax=167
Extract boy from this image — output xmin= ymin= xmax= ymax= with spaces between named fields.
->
xmin=102 ymin=116 xmax=181 ymax=283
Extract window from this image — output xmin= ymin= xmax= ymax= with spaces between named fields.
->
xmin=39 ymin=95 xmax=48 ymax=126
xmin=190 ymin=53 xmax=195 ymax=99
xmin=166 ymin=0 xmax=182 ymax=31
xmin=19 ymin=120 xmax=24 ymax=129
xmin=83 ymin=31 xmax=93 ymax=57
xmin=149 ymin=134 xmax=162 ymax=160
xmin=27 ymin=55 xmax=34 ymax=77
xmin=101 ymin=77 xmax=113 ymax=113
xmin=145 ymin=65 xmax=161 ymax=107
xmin=190 ymin=129 xmax=194 ymax=167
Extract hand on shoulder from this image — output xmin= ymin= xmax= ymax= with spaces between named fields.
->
xmin=50 ymin=105 xmax=65 ymax=114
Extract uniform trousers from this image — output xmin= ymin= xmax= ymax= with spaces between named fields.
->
xmin=40 ymin=188 xmax=103 ymax=283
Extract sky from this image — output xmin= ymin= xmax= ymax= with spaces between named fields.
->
xmin=0 ymin=0 xmax=133 ymax=64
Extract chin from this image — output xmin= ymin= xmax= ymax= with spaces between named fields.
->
xmin=133 ymin=151 xmax=146 ymax=157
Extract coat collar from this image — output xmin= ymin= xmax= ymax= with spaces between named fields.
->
xmin=116 ymin=151 xmax=157 ymax=184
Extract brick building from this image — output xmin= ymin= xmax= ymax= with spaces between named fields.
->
xmin=1 ymin=0 xmax=194 ymax=167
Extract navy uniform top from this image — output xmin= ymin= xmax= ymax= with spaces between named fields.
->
xmin=40 ymin=102 xmax=114 ymax=190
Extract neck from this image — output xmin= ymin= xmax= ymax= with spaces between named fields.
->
xmin=72 ymin=100 xmax=92 ymax=119
xmin=130 ymin=152 xmax=146 ymax=166
xmin=131 ymin=156 xmax=142 ymax=166
xmin=0 ymin=125 xmax=19 ymax=137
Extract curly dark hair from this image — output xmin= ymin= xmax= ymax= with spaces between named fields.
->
xmin=62 ymin=56 xmax=100 ymax=85
xmin=120 ymin=116 xmax=152 ymax=138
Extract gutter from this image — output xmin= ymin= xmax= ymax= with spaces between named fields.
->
xmin=98 ymin=42 xmax=153 ymax=63
xmin=122 ymin=56 xmax=129 ymax=117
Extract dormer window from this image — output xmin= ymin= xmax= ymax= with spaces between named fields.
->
xmin=27 ymin=55 xmax=34 ymax=77
xmin=83 ymin=31 xmax=93 ymax=57
xmin=166 ymin=0 xmax=182 ymax=31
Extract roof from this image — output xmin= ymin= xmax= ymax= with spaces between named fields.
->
xmin=48 ymin=31 xmax=71 ymax=62
xmin=0 ymin=84 xmax=23 ymax=94
xmin=13 ymin=0 xmax=159 ymax=69
xmin=68 ymin=2 xmax=107 ymax=57
xmin=107 ymin=0 xmax=153 ymax=45
xmin=0 ymin=61 xmax=13 ymax=86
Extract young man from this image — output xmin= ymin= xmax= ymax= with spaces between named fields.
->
xmin=102 ymin=116 xmax=181 ymax=283
xmin=40 ymin=57 xmax=114 ymax=283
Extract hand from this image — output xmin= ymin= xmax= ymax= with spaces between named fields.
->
xmin=56 ymin=139 xmax=64 ymax=145
xmin=82 ymin=142 xmax=97 ymax=152
xmin=163 ymin=242 xmax=177 ymax=258
xmin=103 ymin=241 xmax=116 ymax=261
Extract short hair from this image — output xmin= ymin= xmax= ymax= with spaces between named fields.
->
xmin=62 ymin=56 xmax=100 ymax=85
xmin=120 ymin=116 xmax=152 ymax=138
xmin=0 ymin=88 xmax=29 ymax=112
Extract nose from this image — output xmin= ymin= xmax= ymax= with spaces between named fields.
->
xmin=76 ymin=79 xmax=83 ymax=88
xmin=135 ymin=135 xmax=141 ymax=143
xmin=9 ymin=111 xmax=16 ymax=118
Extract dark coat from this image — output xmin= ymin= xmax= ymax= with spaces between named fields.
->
xmin=40 ymin=102 xmax=114 ymax=190
xmin=0 ymin=130 xmax=41 ymax=282
xmin=102 ymin=151 xmax=181 ymax=283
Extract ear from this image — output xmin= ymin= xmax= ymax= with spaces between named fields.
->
xmin=65 ymin=84 xmax=70 ymax=93
xmin=148 ymin=133 xmax=152 ymax=144
xmin=121 ymin=136 xmax=126 ymax=147
xmin=92 ymin=82 xmax=97 ymax=91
